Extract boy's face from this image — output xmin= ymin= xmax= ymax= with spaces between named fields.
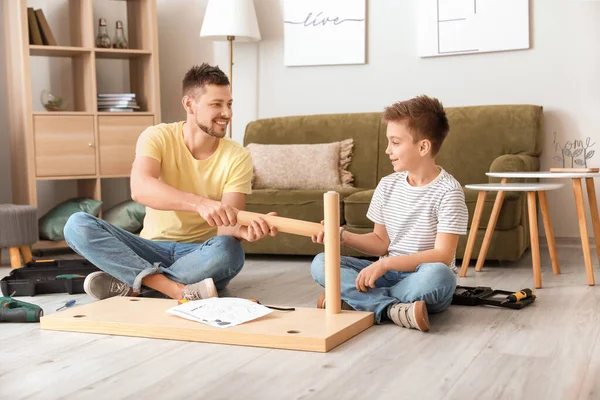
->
xmin=185 ymin=84 xmax=232 ymax=138
xmin=385 ymin=120 xmax=429 ymax=172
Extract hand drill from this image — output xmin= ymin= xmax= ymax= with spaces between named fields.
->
xmin=0 ymin=294 xmax=44 ymax=322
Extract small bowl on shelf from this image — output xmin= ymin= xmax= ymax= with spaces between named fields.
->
xmin=40 ymin=90 xmax=68 ymax=112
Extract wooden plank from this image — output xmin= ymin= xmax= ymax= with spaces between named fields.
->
xmin=29 ymin=45 xmax=91 ymax=57
xmin=550 ymin=167 xmax=599 ymax=173
xmin=95 ymin=48 xmax=151 ymax=59
xmin=40 ymin=297 xmax=374 ymax=352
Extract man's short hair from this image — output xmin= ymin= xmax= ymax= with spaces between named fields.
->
xmin=383 ymin=95 xmax=450 ymax=156
xmin=182 ymin=63 xmax=230 ymax=97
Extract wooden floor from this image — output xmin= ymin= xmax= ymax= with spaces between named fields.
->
xmin=2 ymin=243 xmax=600 ymax=400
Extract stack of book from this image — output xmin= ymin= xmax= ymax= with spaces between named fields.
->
xmin=97 ymin=93 xmax=140 ymax=112
xmin=28 ymin=8 xmax=56 ymax=46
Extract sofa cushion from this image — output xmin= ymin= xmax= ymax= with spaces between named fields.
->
xmin=246 ymin=139 xmax=354 ymax=190
xmin=244 ymin=113 xmax=382 ymax=189
xmin=246 ymin=188 xmax=365 ymax=225
xmin=343 ymin=188 xmax=522 ymax=230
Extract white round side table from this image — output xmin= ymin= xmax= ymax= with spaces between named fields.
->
xmin=462 ymin=182 xmax=563 ymax=289
xmin=487 ymin=171 xmax=600 ymax=286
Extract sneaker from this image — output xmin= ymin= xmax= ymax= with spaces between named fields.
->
xmin=83 ymin=271 xmax=132 ymax=300
xmin=181 ymin=278 xmax=218 ymax=301
xmin=316 ymin=291 xmax=354 ymax=311
xmin=387 ymin=301 xmax=430 ymax=332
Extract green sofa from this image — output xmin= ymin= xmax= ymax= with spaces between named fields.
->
xmin=241 ymin=105 xmax=543 ymax=262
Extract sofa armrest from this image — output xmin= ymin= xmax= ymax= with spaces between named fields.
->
xmin=488 ymin=154 xmax=540 ymax=183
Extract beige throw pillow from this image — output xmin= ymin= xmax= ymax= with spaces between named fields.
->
xmin=246 ymin=139 xmax=354 ymax=190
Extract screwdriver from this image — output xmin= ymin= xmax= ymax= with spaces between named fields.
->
xmin=56 ymin=300 xmax=76 ymax=311
xmin=501 ymin=288 xmax=534 ymax=304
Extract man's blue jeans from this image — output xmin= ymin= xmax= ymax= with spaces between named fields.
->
xmin=310 ymin=253 xmax=456 ymax=323
xmin=64 ymin=212 xmax=245 ymax=293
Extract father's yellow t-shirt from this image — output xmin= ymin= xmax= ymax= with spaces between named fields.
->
xmin=136 ymin=121 xmax=253 ymax=243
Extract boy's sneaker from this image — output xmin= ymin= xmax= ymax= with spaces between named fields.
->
xmin=387 ymin=300 xmax=430 ymax=332
xmin=84 ymin=271 xmax=133 ymax=300
xmin=316 ymin=291 xmax=355 ymax=311
xmin=182 ymin=278 xmax=218 ymax=301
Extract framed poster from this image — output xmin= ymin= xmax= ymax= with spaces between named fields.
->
xmin=284 ymin=0 xmax=366 ymax=66
xmin=417 ymin=0 xmax=529 ymax=57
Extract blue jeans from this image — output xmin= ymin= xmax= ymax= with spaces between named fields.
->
xmin=310 ymin=253 xmax=456 ymax=323
xmin=63 ymin=212 xmax=245 ymax=293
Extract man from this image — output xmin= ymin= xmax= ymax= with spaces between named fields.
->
xmin=311 ymin=95 xmax=468 ymax=332
xmin=64 ymin=63 xmax=276 ymax=301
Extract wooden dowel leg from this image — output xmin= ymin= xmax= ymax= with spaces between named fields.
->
xmin=573 ymin=178 xmax=595 ymax=286
xmin=9 ymin=247 xmax=22 ymax=269
xmin=527 ymin=192 xmax=542 ymax=289
xmin=20 ymin=245 xmax=33 ymax=264
xmin=324 ymin=191 xmax=341 ymax=315
xmin=475 ymin=190 xmax=506 ymax=272
xmin=538 ymin=191 xmax=560 ymax=275
xmin=460 ymin=191 xmax=486 ymax=277
xmin=236 ymin=211 xmax=322 ymax=238
xmin=585 ymin=178 xmax=600 ymax=266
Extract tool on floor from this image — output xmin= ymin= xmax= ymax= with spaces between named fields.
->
xmin=501 ymin=288 xmax=535 ymax=304
xmin=451 ymin=285 xmax=536 ymax=310
xmin=56 ymin=299 xmax=77 ymax=311
xmin=0 ymin=291 xmax=44 ymax=322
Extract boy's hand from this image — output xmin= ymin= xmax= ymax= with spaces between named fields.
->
xmin=242 ymin=212 xmax=278 ymax=242
xmin=311 ymin=221 xmax=345 ymax=244
xmin=356 ymin=261 xmax=387 ymax=292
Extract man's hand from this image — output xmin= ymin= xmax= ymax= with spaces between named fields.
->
xmin=311 ymin=221 xmax=344 ymax=244
xmin=242 ymin=212 xmax=278 ymax=242
xmin=355 ymin=261 xmax=388 ymax=292
xmin=196 ymin=198 xmax=238 ymax=227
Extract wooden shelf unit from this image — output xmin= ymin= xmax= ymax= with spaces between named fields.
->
xmin=3 ymin=0 xmax=161 ymax=250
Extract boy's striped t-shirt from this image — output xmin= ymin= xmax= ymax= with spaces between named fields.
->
xmin=366 ymin=168 xmax=469 ymax=273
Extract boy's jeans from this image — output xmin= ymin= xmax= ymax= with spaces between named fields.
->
xmin=310 ymin=253 xmax=456 ymax=323
xmin=64 ymin=212 xmax=245 ymax=293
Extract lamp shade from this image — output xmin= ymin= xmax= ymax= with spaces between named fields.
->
xmin=200 ymin=0 xmax=261 ymax=42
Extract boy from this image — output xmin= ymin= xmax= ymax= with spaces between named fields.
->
xmin=64 ymin=64 xmax=277 ymax=302
xmin=311 ymin=95 xmax=468 ymax=332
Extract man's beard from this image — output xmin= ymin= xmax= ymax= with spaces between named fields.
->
xmin=197 ymin=120 xmax=227 ymax=138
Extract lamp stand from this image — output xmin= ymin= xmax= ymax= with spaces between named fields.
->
xmin=227 ymin=35 xmax=235 ymax=138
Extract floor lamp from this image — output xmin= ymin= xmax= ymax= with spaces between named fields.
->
xmin=200 ymin=0 xmax=261 ymax=138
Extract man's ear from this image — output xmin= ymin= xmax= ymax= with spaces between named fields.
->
xmin=182 ymin=96 xmax=194 ymax=114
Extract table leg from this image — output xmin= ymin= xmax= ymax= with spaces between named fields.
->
xmin=538 ymin=191 xmax=560 ymax=275
xmin=527 ymin=192 xmax=542 ymax=288
xmin=585 ymin=178 xmax=600 ymax=266
xmin=573 ymin=178 xmax=595 ymax=285
xmin=475 ymin=178 xmax=508 ymax=272
xmin=460 ymin=191 xmax=486 ymax=277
